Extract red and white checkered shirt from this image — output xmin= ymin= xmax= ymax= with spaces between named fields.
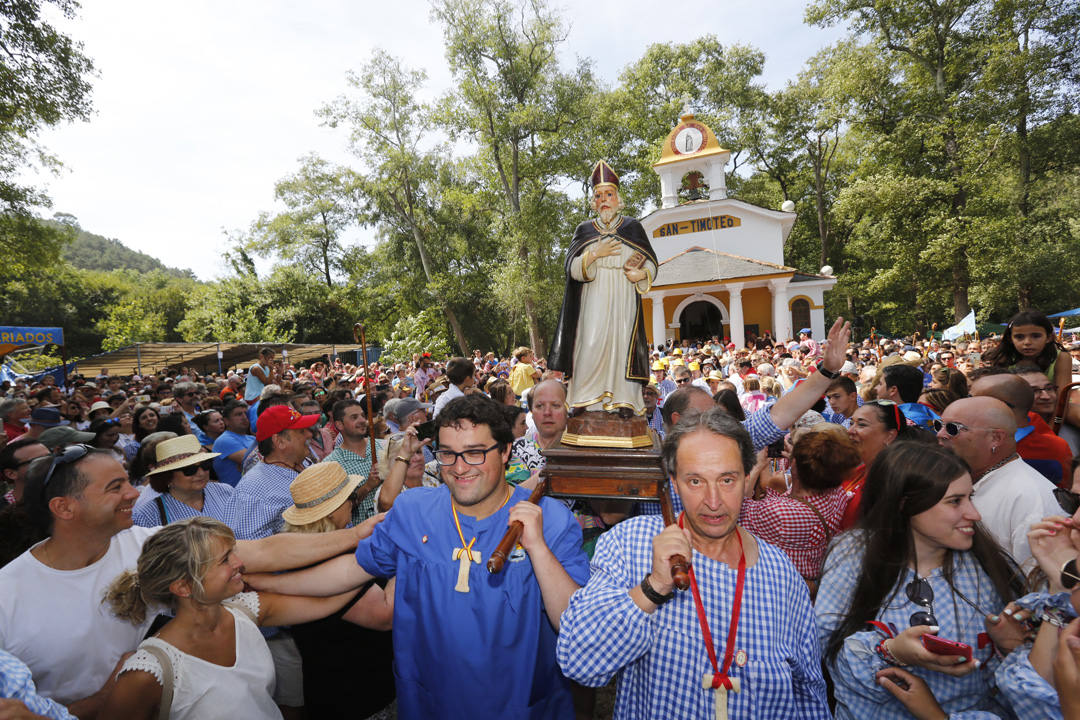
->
xmin=739 ymin=485 xmax=850 ymax=581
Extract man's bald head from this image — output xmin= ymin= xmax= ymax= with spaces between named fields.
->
xmin=938 ymin=396 xmax=1016 ymax=474
xmin=527 ymin=378 xmax=566 ymax=409
xmin=948 ymin=396 xmax=1016 ymax=433
xmin=970 ymin=374 xmax=1034 ymax=425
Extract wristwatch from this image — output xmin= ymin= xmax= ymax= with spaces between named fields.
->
xmin=640 ymin=574 xmax=675 ymax=605
xmin=1061 ymin=558 xmax=1078 ymax=590
xmin=394 ymin=456 xmax=410 ymax=464
xmin=815 ymin=361 xmax=840 ymax=380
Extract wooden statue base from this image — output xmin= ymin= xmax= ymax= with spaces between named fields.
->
xmin=542 ymin=434 xmax=673 ymax=511
xmin=561 ymin=411 xmax=653 ymax=449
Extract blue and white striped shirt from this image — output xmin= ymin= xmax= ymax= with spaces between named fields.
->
xmin=558 ymin=516 xmax=829 ymax=719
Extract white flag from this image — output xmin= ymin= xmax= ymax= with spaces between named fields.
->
xmin=942 ymin=310 xmax=976 ymax=341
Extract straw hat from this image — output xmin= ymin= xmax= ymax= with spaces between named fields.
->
xmin=282 ymin=463 xmax=362 ymax=525
xmin=146 ymin=434 xmax=220 ymax=476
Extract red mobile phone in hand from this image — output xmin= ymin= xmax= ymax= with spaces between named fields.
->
xmin=921 ymin=634 xmax=973 ymax=662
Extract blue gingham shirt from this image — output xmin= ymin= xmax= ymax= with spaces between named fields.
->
xmin=0 ymin=649 xmax=76 ymax=720
xmin=232 ymin=462 xmax=300 ymax=540
xmin=558 ymin=516 xmax=829 ymax=719
xmin=638 ymin=406 xmax=784 ymax=516
xmin=815 ymin=531 xmax=1013 ymax=719
xmin=992 ymin=591 xmax=1074 ymax=720
xmin=132 ymin=480 xmax=238 ymax=530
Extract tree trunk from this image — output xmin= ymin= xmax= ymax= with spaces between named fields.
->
xmin=524 ymin=295 xmax=545 ymax=359
xmin=952 ymin=252 xmax=971 ymax=322
xmin=444 ymin=307 xmax=469 ymax=356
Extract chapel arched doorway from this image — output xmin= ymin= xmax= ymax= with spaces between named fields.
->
xmin=680 ymin=301 xmax=724 ymax=342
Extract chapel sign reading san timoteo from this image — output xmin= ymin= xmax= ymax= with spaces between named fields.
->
xmin=651 ymin=214 xmax=741 ymax=238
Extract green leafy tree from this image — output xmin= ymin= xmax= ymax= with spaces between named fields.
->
xmin=248 ymin=154 xmax=356 ymax=287
xmin=321 ymin=50 xmax=473 ymax=352
xmin=432 ymin=0 xmax=598 ymax=357
xmin=379 ymin=308 xmax=454 ymax=363
xmin=0 ymin=0 xmax=94 ymax=270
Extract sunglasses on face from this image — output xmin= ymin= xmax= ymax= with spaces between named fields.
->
xmin=675 ymin=377 xmax=691 ymax=385
xmin=933 ymin=419 xmax=977 ymax=436
xmin=179 ymin=460 xmax=214 ymax=477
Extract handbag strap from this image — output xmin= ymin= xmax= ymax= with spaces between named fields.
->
xmin=223 ymin=598 xmax=258 ymax=625
xmin=791 ymin=494 xmax=833 ymax=543
xmin=155 ymin=496 xmax=168 ymax=526
xmin=141 ymin=644 xmax=174 ymax=720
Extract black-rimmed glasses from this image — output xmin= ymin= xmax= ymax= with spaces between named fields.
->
xmin=906 ymin=577 xmax=937 ymax=627
xmin=41 ymin=444 xmax=92 ymax=490
xmin=434 ymin=443 xmax=500 ymax=467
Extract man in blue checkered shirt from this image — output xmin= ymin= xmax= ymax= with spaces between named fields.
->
xmin=640 ymin=317 xmax=852 ymax=516
xmin=558 ymin=407 xmax=830 ymax=719
xmin=233 ymin=405 xmax=321 ymax=540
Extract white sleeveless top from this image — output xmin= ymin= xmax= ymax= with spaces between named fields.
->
xmin=119 ymin=593 xmax=281 ymax=720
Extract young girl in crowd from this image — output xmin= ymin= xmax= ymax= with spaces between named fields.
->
xmin=816 ymin=442 xmax=1027 ymax=719
xmin=984 ymin=310 xmax=1072 ymax=391
xmin=102 ymin=517 xmax=360 ymax=720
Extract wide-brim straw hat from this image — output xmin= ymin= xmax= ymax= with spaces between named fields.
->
xmin=146 ymin=434 xmax=219 ymax=476
xmin=282 ymin=462 xmax=362 ymax=526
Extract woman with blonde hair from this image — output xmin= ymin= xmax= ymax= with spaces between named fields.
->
xmin=282 ymin=462 xmax=396 ymax=719
xmin=102 ymin=517 xmax=360 ymax=720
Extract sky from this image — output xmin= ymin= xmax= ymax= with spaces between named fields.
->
xmin=30 ymin=0 xmax=848 ymax=280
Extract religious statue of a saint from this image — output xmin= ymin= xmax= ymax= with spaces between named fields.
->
xmin=549 ymin=161 xmax=659 ymax=425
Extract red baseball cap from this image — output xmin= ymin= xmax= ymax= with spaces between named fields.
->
xmin=256 ymin=405 xmax=320 ymax=442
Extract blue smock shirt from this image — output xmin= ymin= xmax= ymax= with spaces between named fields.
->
xmin=355 ymin=483 xmax=590 ymax=720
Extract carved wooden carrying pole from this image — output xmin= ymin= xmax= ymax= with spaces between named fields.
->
xmin=1053 ymin=381 xmax=1080 ymax=435
xmin=487 ymin=477 xmax=548 ymax=574
xmin=352 ymin=323 xmax=378 ymax=463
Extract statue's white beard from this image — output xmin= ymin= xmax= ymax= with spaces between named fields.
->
xmin=598 ymin=207 xmax=617 ymax=224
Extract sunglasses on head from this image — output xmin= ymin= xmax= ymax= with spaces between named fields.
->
xmin=179 ymin=460 xmax=214 ymax=477
xmin=41 ymin=444 xmax=93 ymax=490
xmin=869 ymin=400 xmax=904 ymax=430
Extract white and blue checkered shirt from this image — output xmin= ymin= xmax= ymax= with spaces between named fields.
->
xmin=815 ymin=531 xmax=1013 ymax=719
xmin=232 ymin=462 xmax=300 ymax=540
xmin=0 ymin=650 xmax=75 ymax=720
xmin=132 ymin=480 xmax=238 ymax=530
xmin=557 ymin=516 xmax=829 ymax=719
xmin=638 ymin=406 xmax=784 ymax=516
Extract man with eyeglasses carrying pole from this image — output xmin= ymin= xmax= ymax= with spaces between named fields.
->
xmin=0 ymin=443 xmax=384 ymax=719
xmin=244 ymin=394 xmax=590 ymax=719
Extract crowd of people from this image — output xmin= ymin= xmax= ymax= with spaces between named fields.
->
xmin=1 ymin=309 xmax=1079 ymax=719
